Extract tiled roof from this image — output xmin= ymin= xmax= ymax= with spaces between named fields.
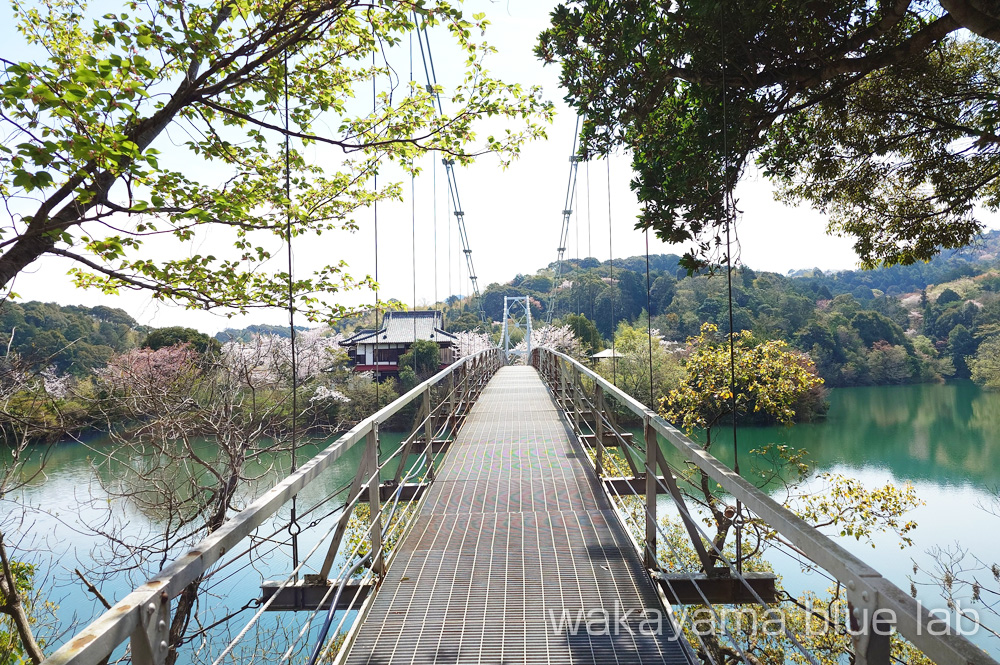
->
xmin=342 ymin=311 xmax=457 ymax=346
xmin=341 ymin=328 xmax=377 ymax=344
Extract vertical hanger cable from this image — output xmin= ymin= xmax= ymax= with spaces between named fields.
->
xmin=283 ymin=49 xmax=300 ymax=575
xmin=720 ymin=5 xmax=743 ymax=574
xmin=373 ymin=25 xmax=380 ymax=404
xmin=411 ymin=30 xmax=418 ymax=372
xmin=607 ymin=157 xmax=616 ymax=386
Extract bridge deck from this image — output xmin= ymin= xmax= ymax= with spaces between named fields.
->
xmin=344 ymin=366 xmax=691 ymax=665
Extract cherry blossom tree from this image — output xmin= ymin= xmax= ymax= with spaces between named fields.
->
xmin=512 ymin=325 xmax=585 ymax=362
xmin=89 ymin=340 xmax=310 ymax=665
xmin=454 ymin=330 xmax=495 ymax=357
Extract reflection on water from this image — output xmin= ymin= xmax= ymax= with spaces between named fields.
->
xmin=1 ymin=430 xmax=408 ymax=662
xmin=670 ymin=380 xmax=1000 ymax=487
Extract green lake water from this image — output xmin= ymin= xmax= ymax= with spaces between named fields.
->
xmin=4 ymin=381 xmax=1000 ymax=660
xmin=648 ymin=380 xmax=1000 ymax=656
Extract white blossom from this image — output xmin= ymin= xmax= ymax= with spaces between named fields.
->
xmin=512 ymin=325 xmax=585 ymax=362
xmin=222 ymin=328 xmax=346 ymax=382
xmin=40 ymin=366 xmax=70 ymax=399
xmin=310 ymin=385 xmax=350 ymax=404
xmin=454 ymin=330 xmax=495 ymax=357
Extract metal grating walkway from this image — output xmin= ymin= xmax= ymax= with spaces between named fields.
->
xmin=345 ymin=366 xmax=691 ymax=665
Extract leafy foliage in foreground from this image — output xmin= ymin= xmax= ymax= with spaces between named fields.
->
xmin=0 ymin=0 xmax=551 ymax=321
xmin=537 ymin=1 xmax=1000 ymax=271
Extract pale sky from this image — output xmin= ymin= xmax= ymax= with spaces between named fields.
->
xmin=5 ymin=1 xmax=993 ymax=333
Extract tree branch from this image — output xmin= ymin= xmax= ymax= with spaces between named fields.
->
xmin=940 ymin=0 xmax=1000 ymax=42
xmin=0 ymin=532 xmax=44 ymax=664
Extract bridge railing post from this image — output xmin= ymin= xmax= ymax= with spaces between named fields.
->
xmin=572 ymin=366 xmax=582 ymax=434
xmin=558 ymin=357 xmax=566 ymax=407
xmin=594 ymin=384 xmax=605 ymax=477
xmin=847 ymin=587 xmax=891 ymax=665
xmin=447 ymin=372 xmax=456 ymax=432
xmin=458 ymin=363 xmax=466 ymax=413
xmin=367 ymin=424 xmax=385 ymax=576
xmin=130 ymin=592 xmax=171 ymax=665
xmin=643 ymin=416 xmax=657 ymax=569
xmin=423 ymin=387 xmax=435 ymax=481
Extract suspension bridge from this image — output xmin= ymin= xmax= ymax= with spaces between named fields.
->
xmin=39 ymin=346 xmax=995 ymax=665
xmin=29 ymin=15 xmax=1000 ymax=665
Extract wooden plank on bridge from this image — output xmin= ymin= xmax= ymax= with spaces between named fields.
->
xmin=342 ymin=366 xmax=693 ymax=665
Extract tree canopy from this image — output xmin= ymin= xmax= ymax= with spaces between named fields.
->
xmin=537 ymin=1 xmax=1000 ymax=270
xmin=143 ymin=325 xmax=221 ymax=355
xmin=660 ymin=323 xmax=825 ymax=442
xmin=1 ymin=0 xmax=551 ymax=319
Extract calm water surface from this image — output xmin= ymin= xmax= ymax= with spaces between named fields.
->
xmin=653 ymin=380 xmax=1000 ymax=655
xmin=5 ymin=381 xmax=999 ymax=659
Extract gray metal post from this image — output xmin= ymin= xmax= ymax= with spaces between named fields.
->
xmin=594 ymin=384 xmax=605 ymax=477
xmin=525 ymin=299 xmax=532 ymax=360
xmin=644 ymin=417 xmax=658 ymax=569
xmin=367 ymin=426 xmax=384 ymax=576
xmin=502 ymin=297 xmax=511 ymax=360
xmin=572 ymin=366 xmax=582 ymax=434
xmin=448 ymin=372 xmax=456 ymax=431
xmin=559 ymin=358 xmax=567 ymax=408
xmin=423 ymin=388 xmax=435 ymax=481
xmin=130 ymin=593 xmax=171 ymax=665
xmin=848 ymin=586 xmax=891 ymax=665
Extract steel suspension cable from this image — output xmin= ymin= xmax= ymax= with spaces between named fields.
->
xmin=574 ymin=165 xmax=580 ymax=315
xmin=282 ymin=50 xmax=301 ymax=576
xmin=414 ymin=18 xmax=486 ymax=322
xmin=433 ymin=148 xmax=438 ymax=307
xmin=372 ymin=24 xmax=381 ymax=401
xmin=586 ymin=160 xmax=594 ymax=321
xmin=411 ymin=30 xmax=418 ymax=372
xmin=720 ymin=2 xmax=743 ymax=575
xmin=546 ymin=115 xmax=582 ymax=324
xmin=645 ymin=229 xmax=654 ymax=408
xmin=586 ymin=160 xmax=592 ymax=260
xmin=607 ymin=157 xmax=616 ymax=386
xmin=448 ymin=169 xmax=452 ymax=301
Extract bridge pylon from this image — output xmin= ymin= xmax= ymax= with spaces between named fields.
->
xmin=501 ymin=296 xmax=532 ymax=364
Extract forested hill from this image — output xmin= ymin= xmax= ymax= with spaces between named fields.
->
xmin=215 ymin=324 xmax=309 ymax=343
xmin=0 ymin=303 xmax=222 ymax=376
xmin=442 ymin=230 xmax=1000 ymax=388
xmin=0 ymin=302 xmax=144 ymax=375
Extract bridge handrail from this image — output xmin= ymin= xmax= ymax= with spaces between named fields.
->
xmin=533 ymin=346 xmax=994 ymax=665
xmin=42 ymin=348 xmax=501 ymax=665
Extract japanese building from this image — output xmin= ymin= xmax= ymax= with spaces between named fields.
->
xmin=340 ymin=310 xmax=458 ymax=376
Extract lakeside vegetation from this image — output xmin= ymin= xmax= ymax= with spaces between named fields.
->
xmin=6 ymin=230 xmax=1000 ymax=443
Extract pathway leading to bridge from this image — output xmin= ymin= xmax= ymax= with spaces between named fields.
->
xmin=344 ymin=366 xmax=691 ymax=665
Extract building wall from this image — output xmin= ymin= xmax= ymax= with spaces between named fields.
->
xmin=351 ymin=341 xmax=457 ymax=371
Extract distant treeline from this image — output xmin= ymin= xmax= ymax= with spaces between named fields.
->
xmin=437 ymin=230 xmax=1000 ymax=388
